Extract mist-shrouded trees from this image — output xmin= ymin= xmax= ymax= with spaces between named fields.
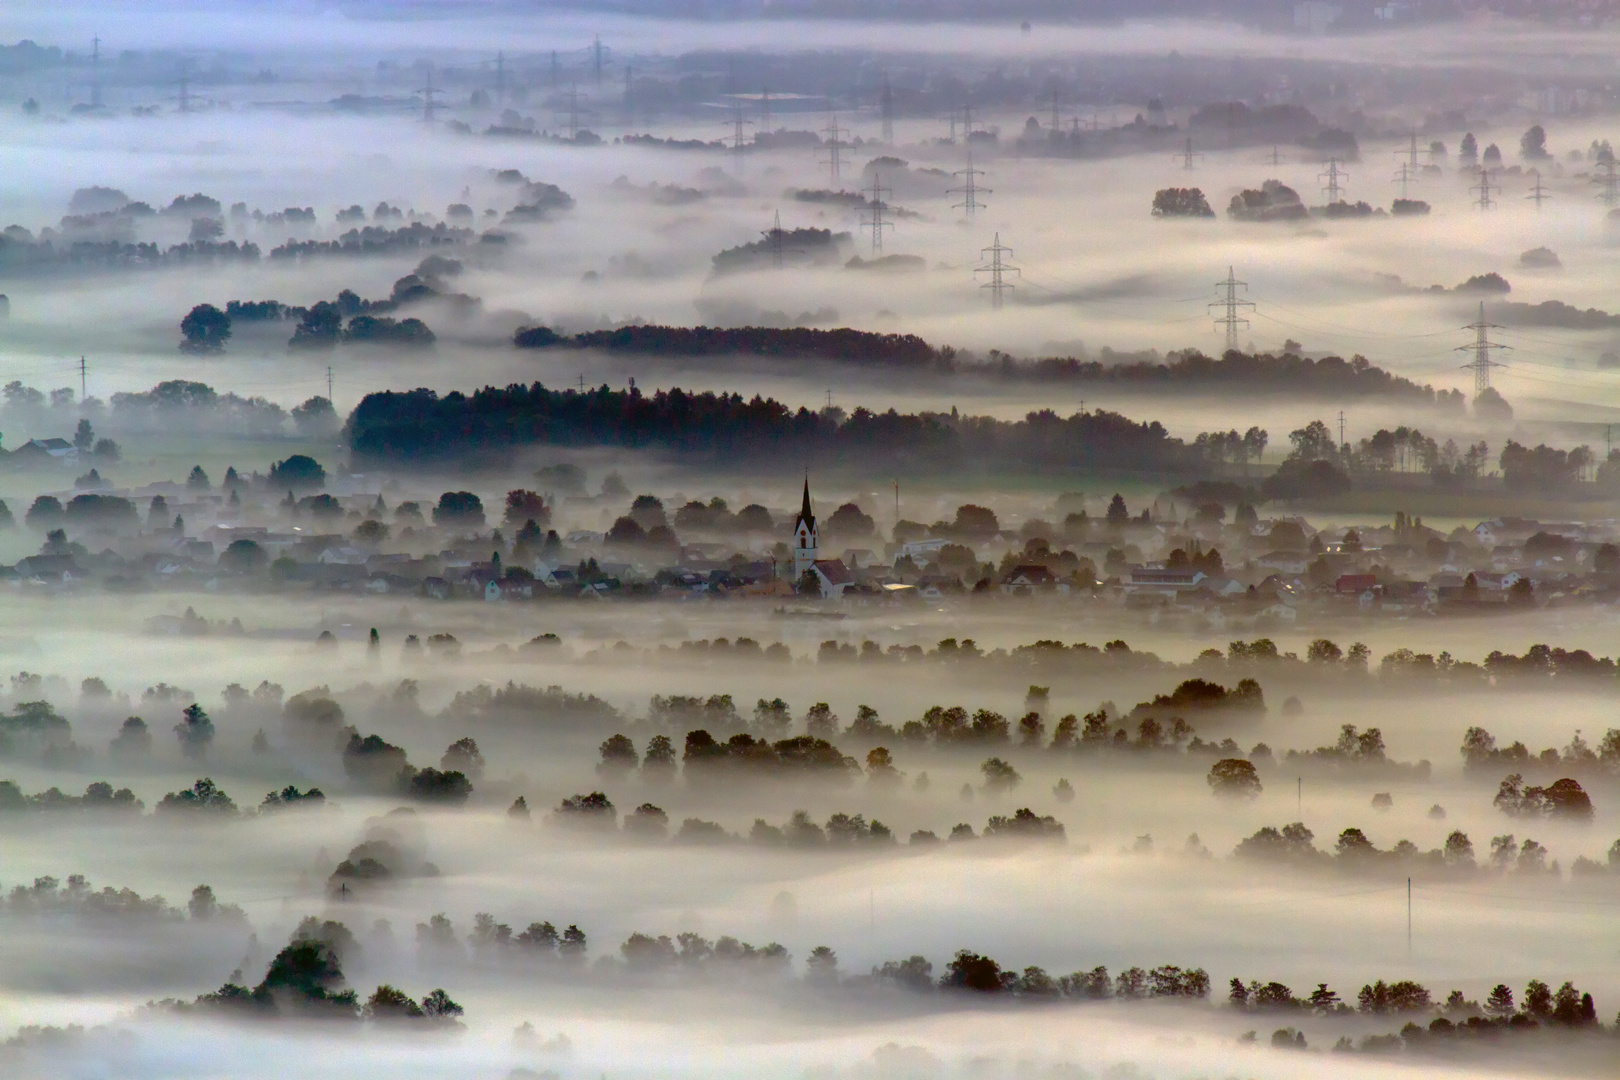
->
xmin=291 ymin=396 xmax=339 ymax=437
xmin=174 ymin=703 xmax=215 ymax=759
xmin=433 ymin=491 xmax=485 ymax=528
xmin=1209 ymin=758 xmax=1262 ymax=799
xmin=1151 ymin=187 xmax=1215 ymax=218
xmin=219 ymin=538 xmax=268 ymax=574
xmin=267 ymin=454 xmax=325 ymax=492
xmin=179 ymin=303 xmax=231 ymax=355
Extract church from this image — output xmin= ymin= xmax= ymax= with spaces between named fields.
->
xmin=789 ymin=477 xmax=852 ymax=597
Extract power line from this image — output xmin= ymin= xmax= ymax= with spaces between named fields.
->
xmin=1209 ymin=265 xmax=1254 ymax=353
xmin=1458 ymin=301 xmax=1509 ymax=394
xmin=1470 ymin=166 xmax=1495 ymax=211
xmin=819 ymin=112 xmax=848 ymax=185
xmin=1593 ymin=158 xmax=1620 ymax=205
xmin=862 ymin=172 xmax=893 ymax=254
xmin=948 ymin=147 xmax=990 ymax=221
xmin=1174 ymin=134 xmax=1204 ymax=170
xmin=975 ymin=233 xmax=1018 ymax=311
xmin=1526 ymin=168 xmax=1551 ymax=209
xmin=880 ymin=74 xmax=894 ymax=143
xmin=1319 ymin=158 xmax=1347 ymax=204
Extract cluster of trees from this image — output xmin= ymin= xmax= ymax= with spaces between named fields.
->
xmin=265 ymin=221 xmax=474 ymax=262
xmin=1462 ymin=724 xmax=1620 ymax=781
xmin=183 ymin=923 xmax=463 ymax=1024
xmin=870 ymin=954 xmax=1209 ymax=999
xmin=619 ymin=931 xmax=790 ymax=974
xmin=1279 ymin=723 xmax=1431 ymax=780
xmin=0 ymin=780 xmax=142 ymax=812
xmin=1494 ymin=774 xmax=1594 ymax=820
xmin=1232 ymin=820 xmax=1565 ymax=876
xmin=0 ymin=232 xmax=261 ymax=279
xmin=2 ymin=874 xmax=241 ymax=924
xmin=340 ymin=733 xmax=476 ymax=804
xmin=516 ymin=324 xmax=936 ymax=366
xmin=345 ymin=382 xmax=1206 ymax=478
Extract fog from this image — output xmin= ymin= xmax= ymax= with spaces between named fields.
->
xmin=4 ymin=3 xmax=1620 ymax=1079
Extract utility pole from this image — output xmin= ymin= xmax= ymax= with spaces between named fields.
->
xmin=495 ymin=51 xmax=505 ymax=105
xmin=560 ymin=82 xmax=585 ymax=139
xmin=862 ymin=173 xmax=893 ymax=254
xmin=1526 ymin=168 xmax=1551 ymax=209
xmin=79 ymin=356 xmax=86 ymax=401
xmin=762 ymin=210 xmax=795 ymax=269
xmin=418 ymin=66 xmax=442 ymax=123
xmin=760 ymin=87 xmax=772 ymax=134
xmin=1175 ymin=134 xmax=1204 ymax=169
xmin=590 ymin=34 xmax=606 ymax=89
xmin=1338 ymin=410 xmax=1346 ymax=448
xmin=91 ymin=35 xmax=102 ymax=108
xmin=1209 ymin=266 xmax=1254 ymax=353
xmin=975 ymin=233 xmax=1019 ymax=311
xmin=1268 ymin=145 xmax=1283 ymax=166
xmin=727 ymin=99 xmax=753 ymax=166
xmin=1458 ymin=301 xmax=1509 ymax=394
xmin=948 ymin=148 xmax=990 ymax=220
xmin=1392 ymin=160 xmax=1415 ymax=199
xmin=1407 ymin=877 xmax=1413 ymax=961
xmin=819 ymin=112 xmax=848 ymax=185
xmin=880 ymin=74 xmax=894 ymax=143
xmin=1594 ymin=158 xmax=1620 ymax=205
xmin=1471 ymin=166 xmax=1494 ymax=211
xmin=326 ymin=365 xmax=334 ymax=402
xmin=1319 ymin=158 xmax=1346 ymax=204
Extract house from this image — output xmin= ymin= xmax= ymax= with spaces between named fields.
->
xmin=1124 ymin=567 xmax=1206 ymax=596
xmin=811 ymin=558 xmax=853 ymax=598
xmin=11 ymin=438 xmax=78 ymax=464
xmin=1000 ymin=564 xmax=1057 ymax=595
xmin=1335 ymin=573 xmax=1378 ymax=594
xmin=421 ymin=577 xmax=450 ymax=600
xmin=896 ymin=537 xmax=948 ymax=562
xmin=1255 ymin=551 xmax=1310 ymax=574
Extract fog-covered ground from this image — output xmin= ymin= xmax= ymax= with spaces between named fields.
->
xmin=2 ymin=5 xmax=1620 ymax=1079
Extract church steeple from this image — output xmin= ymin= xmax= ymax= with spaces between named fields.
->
xmin=795 ymin=475 xmax=815 ymax=531
xmin=791 ymin=475 xmax=818 ymax=579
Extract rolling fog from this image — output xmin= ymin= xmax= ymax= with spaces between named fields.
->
xmin=2 ymin=3 xmax=1620 ymax=1079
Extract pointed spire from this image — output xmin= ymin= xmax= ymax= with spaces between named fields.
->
xmin=800 ymin=474 xmax=813 ymax=525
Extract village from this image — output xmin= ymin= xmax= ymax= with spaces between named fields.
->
xmin=2 ymin=457 xmax=1612 ymax=630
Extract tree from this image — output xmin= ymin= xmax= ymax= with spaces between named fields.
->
xmin=504 ymin=489 xmax=548 ymax=527
xmin=941 ymin=950 xmax=1007 ymax=992
xmin=806 ymin=945 xmax=839 ymax=986
xmin=289 ymin=302 xmax=342 ymax=350
xmin=824 ymin=502 xmax=876 ymax=542
xmin=174 ymin=703 xmax=216 ymax=759
xmin=268 ymin=454 xmax=325 ymax=492
xmin=1484 ymin=984 xmax=1515 ymax=1017
xmin=1459 ymin=132 xmax=1478 ymax=162
xmin=219 ymin=538 xmax=268 ymax=574
xmin=433 ymin=491 xmax=485 ymax=527
xmin=980 ymin=757 xmax=1021 ymax=792
xmin=23 ymin=495 xmax=63 ymax=531
xmin=1208 ymin=758 xmax=1262 ymax=799
xmin=1105 ymin=494 xmax=1129 ymax=525
xmin=180 ymin=304 xmax=231 ymax=355
xmin=291 ymin=396 xmax=339 ymax=437
xmin=73 ymin=418 xmax=94 ymax=451
xmin=1520 ymin=124 xmax=1549 ymax=161
xmin=363 ymin=984 xmax=423 ymax=1020
xmin=1151 ymin=187 xmax=1215 ymax=218
xmin=187 ymin=466 xmax=210 ymax=491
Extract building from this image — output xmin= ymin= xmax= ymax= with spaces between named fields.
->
xmin=792 ymin=477 xmax=818 ymax=580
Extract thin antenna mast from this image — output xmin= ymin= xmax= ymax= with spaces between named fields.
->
xmin=974 ymin=233 xmax=1019 ymax=311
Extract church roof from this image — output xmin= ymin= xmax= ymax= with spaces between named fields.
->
xmin=794 ymin=476 xmax=815 ymax=531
